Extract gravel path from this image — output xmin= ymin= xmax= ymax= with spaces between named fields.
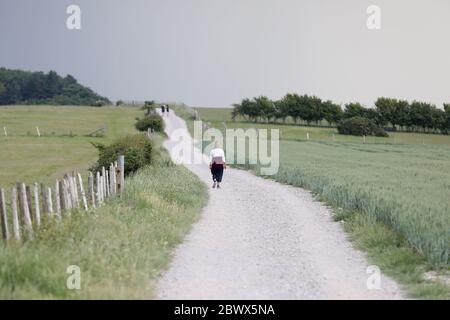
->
xmin=156 ymin=112 xmax=404 ymax=300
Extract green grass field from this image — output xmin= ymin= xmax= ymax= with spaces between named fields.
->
xmin=189 ymin=106 xmax=450 ymax=298
xmin=0 ymin=134 xmax=207 ymax=299
xmin=0 ymin=105 xmax=141 ymax=187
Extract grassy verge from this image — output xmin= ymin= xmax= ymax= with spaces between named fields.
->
xmin=0 ymin=134 xmax=207 ymax=299
xmin=339 ymin=210 xmax=449 ymax=299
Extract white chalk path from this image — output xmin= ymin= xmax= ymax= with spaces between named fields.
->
xmin=156 ymin=111 xmax=404 ymax=299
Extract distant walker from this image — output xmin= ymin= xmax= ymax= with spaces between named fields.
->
xmin=209 ymin=142 xmax=226 ymax=189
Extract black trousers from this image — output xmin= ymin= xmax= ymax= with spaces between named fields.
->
xmin=211 ymin=165 xmax=224 ymax=183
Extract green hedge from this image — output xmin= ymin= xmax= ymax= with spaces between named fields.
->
xmin=337 ymin=116 xmax=388 ymax=137
xmin=91 ymin=134 xmax=153 ymax=175
xmin=135 ymin=115 xmax=164 ymax=132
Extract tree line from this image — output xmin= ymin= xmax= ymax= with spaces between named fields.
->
xmin=232 ymin=94 xmax=450 ymax=134
xmin=0 ymin=68 xmax=110 ymax=106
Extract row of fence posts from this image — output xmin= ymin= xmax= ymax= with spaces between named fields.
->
xmin=0 ymin=155 xmax=125 ymax=242
xmin=3 ymin=127 xmax=41 ymax=137
xmin=304 ymin=132 xmax=367 ymax=143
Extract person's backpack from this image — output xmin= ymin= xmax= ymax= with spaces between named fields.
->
xmin=212 ymin=156 xmax=224 ymax=164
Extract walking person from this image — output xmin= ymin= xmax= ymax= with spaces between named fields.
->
xmin=161 ymin=104 xmax=166 ymax=116
xmin=209 ymin=142 xmax=226 ymax=189
xmin=166 ymin=105 xmax=170 ymax=115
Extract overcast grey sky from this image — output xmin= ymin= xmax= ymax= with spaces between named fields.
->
xmin=1 ymin=0 xmax=449 ymax=107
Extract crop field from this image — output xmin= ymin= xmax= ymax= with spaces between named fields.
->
xmin=275 ymin=141 xmax=450 ymax=266
xmin=194 ymin=107 xmax=450 ymax=267
xmin=0 ymin=105 xmax=141 ymax=187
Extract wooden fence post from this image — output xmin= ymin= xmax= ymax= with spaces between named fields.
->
xmin=0 ymin=188 xmax=10 ymax=241
xmin=96 ymin=171 xmax=102 ymax=205
xmin=72 ymin=172 xmax=79 ymax=208
xmin=77 ymin=173 xmax=88 ymax=211
xmin=17 ymin=183 xmax=33 ymax=239
xmin=117 ymin=155 xmax=125 ymax=194
xmin=101 ymin=171 xmax=105 ymax=203
xmin=62 ymin=178 xmax=68 ymax=212
xmin=63 ymin=175 xmax=73 ymax=210
xmin=88 ymin=172 xmax=96 ymax=209
xmin=58 ymin=180 xmax=66 ymax=213
xmin=113 ymin=163 xmax=117 ymax=194
xmin=40 ymin=183 xmax=48 ymax=216
xmin=47 ymin=187 xmax=53 ymax=215
xmin=67 ymin=174 xmax=78 ymax=209
xmin=67 ymin=177 xmax=73 ymax=210
xmin=112 ymin=162 xmax=117 ymax=194
xmin=101 ymin=173 xmax=105 ymax=201
xmin=33 ymin=183 xmax=41 ymax=227
xmin=105 ymin=170 xmax=110 ymax=198
xmin=109 ymin=164 xmax=115 ymax=195
xmin=101 ymin=167 xmax=107 ymax=199
xmin=11 ymin=187 xmax=20 ymax=241
xmin=55 ymin=180 xmax=61 ymax=218
xmin=26 ymin=186 xmax=34 ymax=223
xmin=104 ymin=173 xmax=107 ymax=199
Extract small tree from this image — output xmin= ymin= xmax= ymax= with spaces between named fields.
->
xmin=274 ymin=99 xmax=289 ymax=123
xmin=282 ymin=93 xmax=302 ymax=124
xmin=297 ymin=95 xmax=317 ymax=125
xmin=231 ymin=103 xmax=241 ymax=121
xmin=135 ymin=114 xmax=164 ymax=132
xmin=240 ymin=98 xmax=260 ymax=122
xmin=375 ymin=97 xmax=410 ymax=129
xmin=322 ymin=100 xmax=342 ymax=126
xmin=141 ymin=100 xmax=156 ymax=116
xmin=375 ymin=97 xmax=395 ymax=127
xmin=254 ymin=96 xmax=275 ymax=123
xmin=343 ymin=102 xmax=367 ymax=119
xmin=0 ymin=82 xmax=6 ymax=103
xmin=409 ymin=101 xmax=433 ymax=132
xmin=430 ymin=106 xmax=446 ymax=133
xmin=443 ymin=103 xmax=450 ymax=134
